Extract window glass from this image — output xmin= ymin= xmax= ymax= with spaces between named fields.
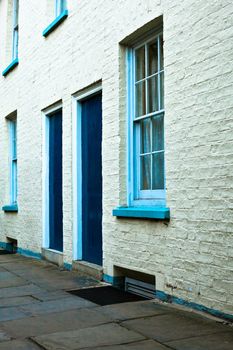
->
xmin=135 ymin=46 xmax=145 ymax=81
xmin=132 ymin=33 xmax=165 ymax=201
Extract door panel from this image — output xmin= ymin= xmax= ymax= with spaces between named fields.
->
xmin=81 ymin=93 xmax=102 ymax=265
xmin=49 ymin=110 xmax=63 ymax=252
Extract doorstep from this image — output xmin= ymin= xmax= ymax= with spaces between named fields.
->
xmin=41 ymin=248 xmax=63 ymax=267
xmin=72 ymin=260 xmax=103 ymax=280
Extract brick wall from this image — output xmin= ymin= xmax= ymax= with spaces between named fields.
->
xmin=0 ymin=0 xmax=232 ymax=315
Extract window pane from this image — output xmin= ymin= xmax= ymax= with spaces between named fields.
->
xmin=140 ymin=119 xmax=151 ymax=154
xmin=148 ymin=40 xmax=158 ymax=76
xmin=160 ymin=72 xmax=164 ymax=110
xmin=12 ymin=122 xmax=17 ymax=158
xmin=152 ymin=152 xmax=164 ymax=190
xmin=152 ymin=114 xmax=164 ymax=152
xmin=160 ymin=35 xmax=164 ymax=70
xmin=140 ymin=155 xmax=151 ymax=190
xmin=135 ymin=81 xmax=146 ymax=117
xmin=12 ymin=29 xmax=18 ymax=60
xmin=12 ymin=160 xmax=17 ymax=203
xmin=135 ymin=46 xmax=145 ymax=81
xmin=148 ymin=76 xmax=158 ymax=113
xmin=13 ymin=0 xmax=19 ymax=27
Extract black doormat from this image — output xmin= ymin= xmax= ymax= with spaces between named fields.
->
xmin=0 ymin=249 xmax=13 ymax=255
xmin=67 ymin=286 xmax=147 ymax=305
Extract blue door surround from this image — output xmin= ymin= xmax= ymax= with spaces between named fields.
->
xmin=49 ymin=110 xmax=63 ymax=252
xmin=81 ymin=93 xmax=102 ymax=265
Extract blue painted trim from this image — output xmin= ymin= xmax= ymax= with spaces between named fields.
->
xmin=63 ymin=262 xmax=72 ymax=271
xmin=103 ymin=274 xmax=124 ymax=288
xmin=2 ymin=204 xmax=18 ymax=212
xmin=112 ymin=206 xmax=170 ymax=220
xmin=155 ymin=290 xmax=233 ymax=322
xmin=17 ymin=247 xmax=42 ymax=260
xmin=2 ymin=58 xmax=19 ymax=77
xmin=103 ymin=274 xmax=233 ymax=322
xmin=43 ymin=10 xmax=68 ymax=37
xmin=0 ymin=242 xmax=14 ymax=252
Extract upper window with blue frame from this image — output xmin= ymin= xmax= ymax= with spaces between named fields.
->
xmin=2 ymin=0 xmax=19 ymax=76
xmin=55 ymin=0 xmax=67 ymax=17
xmin=128 ymin=32 xmax=165 ymax=206
xmin=43 ymin=0 xmax=68 ymax=37
xmin=12 ymin=0 xmax=19 ymax=60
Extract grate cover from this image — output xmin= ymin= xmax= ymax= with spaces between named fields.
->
xmin=67 ymin=286 xmax=147 ymax=305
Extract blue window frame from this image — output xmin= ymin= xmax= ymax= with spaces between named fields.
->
xmin=55 ymin=0 xmax=66 ymax=17
xmin=9 ymin=119 xmax=17 ymax=205
xmin=43 ymin=0 xmax=68 ymax=37
xmin=128 ymin=32 xmax=165 ymax=207
xmin=12 ymin=0 xmax=19 ymax=60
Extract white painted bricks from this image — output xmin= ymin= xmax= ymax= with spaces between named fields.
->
xmin=0 ymin=0 xmax=232 ymax=316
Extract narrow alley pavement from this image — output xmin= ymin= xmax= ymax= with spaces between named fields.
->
xmin=0 ymin=251 xmax=232 ymax=350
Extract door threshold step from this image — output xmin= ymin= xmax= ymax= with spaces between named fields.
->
xmin=42 ymin=248 xmax=63 ymax=267
xmin=72 ymin=260 xmax=103 ymax=280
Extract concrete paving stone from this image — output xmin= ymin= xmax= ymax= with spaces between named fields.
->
xmin=19 ymin=295 xmax=97 ymax=316
xmin=1 ymin=307 xmax=112 ymax=338
xmin=98 ymin=300 xmax=173 ymax=321
xmin=0 ymin=272 xmax=29 ymax=288
xmin=0 ymin=330 xmax=11 ymax=342
xmin=0 ymin=296 xmax=39 ymax=307
xmin=0 ymin=307 xmax=29 ymax=322
xmin=0 ymin=284 xmax=45 ymax=299
xmin=122 ymin=313 xmax=228 ymax=343
xmin=12 ymin=270 xmax=99 ymax=291
xmin=165 ymin=331 xmax=233 ymax=350
xmin=32 ymin=290 xmax=75 ymax=301
xmin=0 ymin=340 xmax=42 ymax=349
xmin=32 ymin=323 xmax=145 ymax=350
xmin=89 ymin=339 xmax=170 ymax=350
xmin=0 ymin=255 xmax=27 ymax=264
xmin=0 ymin=266 xmax=7 ymax=271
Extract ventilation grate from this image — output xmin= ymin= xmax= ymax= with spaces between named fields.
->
xmin=125 ymin=277 xmax=155 ymax=299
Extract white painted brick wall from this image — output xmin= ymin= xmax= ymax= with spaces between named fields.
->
xmin=0 ymin=0 xmax=232 ymax=315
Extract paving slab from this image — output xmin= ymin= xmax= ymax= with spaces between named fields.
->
xmin=0 ymin=266 xmax=7 ymax=272
xmin=165 ymin=331 xmax=233 ymax=350
xmin=19 ymin=295 xmax=97 ymax=316
xmin=32 ymin=290 xmax=75 ymax=301
xmin=89 ymin=339 xmax=170 ymax=350
xmin=0 ymin=272 xmax=28 ymax=288
xmin=32 ymin=323 xmax=145 ymax=350
xmin=1 ymin=307 xmax=112 ymax=338
xmin=0 ymin=340 xmax=42 ymax=349
xmin=0 ymin=255 xmax=28 ymax=264
xmin=0 ymin=296 xmax=39 ymax=307
xmin=0 ymin=307 xmax=29 ymax=322
xmin=0 ymin=330 xmax=11 ymax=343
xmin=122 ymin=313 xmax=229 ymax=343
xmin=98 ymin=300 xmax=173 ymax=321
xmin=0 ymin=284 xmax=44 ymax=299
xmin=10 ymin=268 xmax=99 ymax=291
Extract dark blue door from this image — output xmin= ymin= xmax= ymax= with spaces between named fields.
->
xmin=49 ymin=110 xmax=63 ymax=252
xmin=81 ymin=93 xmax=102 ymax=265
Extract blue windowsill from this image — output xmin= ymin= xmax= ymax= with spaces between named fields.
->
xmin=2 ymin=58 xmax=19 ymax=77
xmin=43 ymin=10 xmax=68 ymax=37
xmin=2 ymin=204 xmax=18 ymax=212
xmin=112 ymin=206 xmax=170 ymax=220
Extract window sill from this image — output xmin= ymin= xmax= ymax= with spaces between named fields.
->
xmin=2 ymin=58 xmax=19 ymax=77
xmin=43 ymin=10 xmax=68 ymax=37
xmin=2 ymin=204 xmax=18 ymax=213
xmin=112 ymin=206 xmax=170 ymax=220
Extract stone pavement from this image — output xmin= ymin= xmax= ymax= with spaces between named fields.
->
xmin=0 ymin=252 xmax=232 ymax=350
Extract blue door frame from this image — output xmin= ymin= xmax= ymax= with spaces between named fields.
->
xmin=49 ymin=109 xmax=63 ymax=252
xmin=81 ymin=93 xmax=102 ymax=265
